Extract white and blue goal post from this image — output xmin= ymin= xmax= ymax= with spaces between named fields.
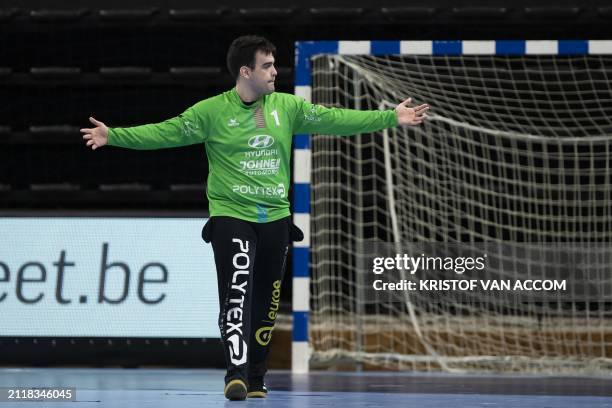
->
xmin=290 ymin=39 xmax=612 ymax=373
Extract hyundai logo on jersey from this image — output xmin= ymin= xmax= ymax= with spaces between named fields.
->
xmin=248 ymin=135 xmax=275 ymax=149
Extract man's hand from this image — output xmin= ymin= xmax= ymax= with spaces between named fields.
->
xmin=80 ymin=117 xmax=108 ymax=150
xmin=395 ymin=98 xmax=429 ymax=126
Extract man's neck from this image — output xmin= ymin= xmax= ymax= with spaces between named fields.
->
xmin=235 ymin=82 xmax=260 ymax=104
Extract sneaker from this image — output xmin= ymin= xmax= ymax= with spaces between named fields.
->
xmin=224 ymin=379 xmax=247 ymax=401
xmin=247 ymin=378 xmax=268 ymax=398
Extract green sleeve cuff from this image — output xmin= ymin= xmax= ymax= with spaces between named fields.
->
xmin=107 ymin=128 xmax=115 ymax=146
xmin=388 ymin=109 xmax=398 ymax=127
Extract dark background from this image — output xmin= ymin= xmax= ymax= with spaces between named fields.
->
xmin=2 ymin=0 xmax=611 ymax=210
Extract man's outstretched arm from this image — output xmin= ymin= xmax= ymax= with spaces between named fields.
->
xmin=292 ymin=96 xmax=429 ymax=136
xmin=81 ymin=104 xmax=208 ymax=150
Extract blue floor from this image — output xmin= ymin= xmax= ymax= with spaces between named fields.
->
xmin=1 ymin=368 xmax=611 ymax=407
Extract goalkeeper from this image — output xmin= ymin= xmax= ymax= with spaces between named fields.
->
xmin=81 ymin=35 xmax=429 ymax=401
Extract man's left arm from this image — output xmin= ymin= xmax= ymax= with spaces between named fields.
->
xmin=291 ymin=96 xmax=429 ymax=136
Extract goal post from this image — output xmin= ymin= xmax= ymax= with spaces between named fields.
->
xmin=292 ymin=40 xmax=612 ymax=374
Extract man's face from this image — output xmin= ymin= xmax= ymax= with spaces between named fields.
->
xmin=245 ymin=50 xmax=277 ymax=96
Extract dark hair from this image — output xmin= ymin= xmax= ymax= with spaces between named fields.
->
xmin=226 ymin=35 xmax=276 ymax=79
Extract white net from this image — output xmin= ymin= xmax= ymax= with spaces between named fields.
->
xmin=309 ymin=53 xmax=612 ymax=374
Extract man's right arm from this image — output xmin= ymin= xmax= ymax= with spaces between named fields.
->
xmin=108 ymin=102 xmax=208 ymax=150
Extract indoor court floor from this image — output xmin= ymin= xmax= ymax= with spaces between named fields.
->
xmin=1 ymin=368 xmax=611 ymax=407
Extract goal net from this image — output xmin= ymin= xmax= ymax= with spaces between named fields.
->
xmin=308 ymin=50 xmax=612 ymax=373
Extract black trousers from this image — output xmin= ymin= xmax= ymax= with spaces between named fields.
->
xmin=202 ymin=215 xmax=298 ymax=384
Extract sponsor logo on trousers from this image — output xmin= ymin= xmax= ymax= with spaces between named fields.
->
xmin=255 ymin=326 xmax=273 ymax=346
xmin=255 ymin=280 xmax=281 ymax=346
xmin=226 ymin=238 xmax=250 ymax=366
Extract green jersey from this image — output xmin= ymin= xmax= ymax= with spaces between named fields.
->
xmin=108 ymin=88 xmax=398 ymax=223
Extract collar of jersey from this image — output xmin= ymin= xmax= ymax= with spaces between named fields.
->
xmin=230 ymin=87 xmax=263 ymax=110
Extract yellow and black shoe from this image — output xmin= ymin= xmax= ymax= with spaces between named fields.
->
xmin=224 ymin=379 xmax=248 ymax=401
xmin=247 ymin=378 xmax=268 ymax=398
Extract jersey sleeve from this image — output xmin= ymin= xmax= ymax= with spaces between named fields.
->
xmin=290 ymin=95 xmax=398 ymax=136
xmin=107 ymin=100 xmax=210 ymax=150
